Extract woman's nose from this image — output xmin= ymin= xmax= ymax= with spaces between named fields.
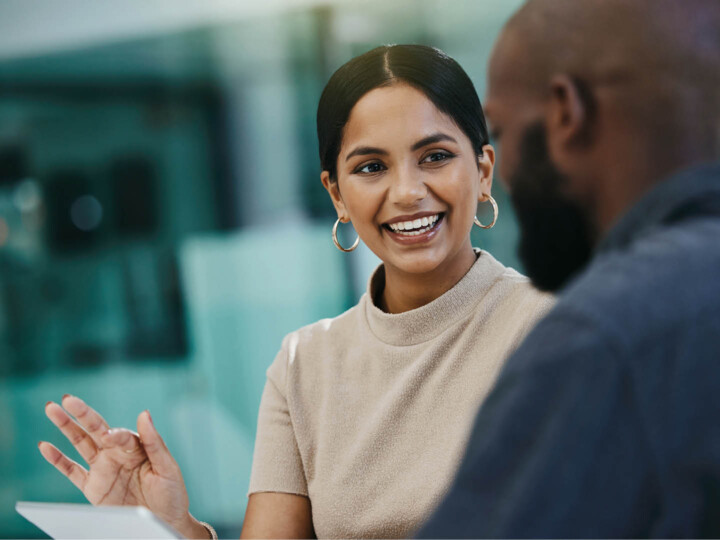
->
xmin=389 ymin=167 xmax=427 ymax=207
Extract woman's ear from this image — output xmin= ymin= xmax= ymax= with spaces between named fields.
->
xmin=321 ymin=171 xmax=349 ymax=221
xmin=477 ymin=144 xmax=495 ymax=201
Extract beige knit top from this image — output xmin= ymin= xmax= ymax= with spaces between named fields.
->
xmin=248 ymin=250 xmax=554 ymax=538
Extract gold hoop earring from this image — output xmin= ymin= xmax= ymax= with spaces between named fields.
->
xmin=332 ymin=218 xmax=359 ymax=252
xmin=474 ymin=195 xmax=498 ymax=229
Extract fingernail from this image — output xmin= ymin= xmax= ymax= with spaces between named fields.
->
xmin=37 ymin=441 xmax=43 ymax=449
xmin=45 ymin=401 xmax=52 ymax=408
xmin=62 ymin=394 xmax=71 ymax=400
xmin=146 ymin=410 xmax=153 ymax=426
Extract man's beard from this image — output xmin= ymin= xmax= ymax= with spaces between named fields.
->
xmin=508 ymin=122 xmax=594 ymax=292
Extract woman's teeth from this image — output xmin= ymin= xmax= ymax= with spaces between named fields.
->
xmin=387 ymin=214 xmax=441 ymax=236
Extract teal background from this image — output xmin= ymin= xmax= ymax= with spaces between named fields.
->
xmin=0 ymin=1 xmax=524 ymax=537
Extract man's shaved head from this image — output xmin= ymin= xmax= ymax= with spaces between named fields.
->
xmin=506 ymin=0 xmax=720 ymax=81
xmin=485 ymin=0 xmax=720 ymax=290
xmin=498 ymin=0 xmax=720 ymax=154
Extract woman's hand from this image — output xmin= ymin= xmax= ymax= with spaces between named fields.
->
xmin=39 ymin=395 xmax=211 ymax=539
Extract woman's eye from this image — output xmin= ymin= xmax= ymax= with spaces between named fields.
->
xmin=355 ymin=162 xmax=385 ymax=174
xmin=422 ymin=151 xmax=454 ymax=164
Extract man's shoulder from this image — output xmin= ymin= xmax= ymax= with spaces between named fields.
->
xmin=558 ymin=216 xmax=720 ymax=345
xmin=573 ymin=216 xmax=719 ymax=298
xmin=502 ymin=215 xmax=720 ymax=381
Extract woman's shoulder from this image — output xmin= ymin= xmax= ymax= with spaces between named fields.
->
xmin=264 ymin=297 xmax=369 ymax=390
xmin=476 ymin=251 xmax=556 ymax=317
xmin=476 ymin=249 xmax=551 ymax=293
xmin=477 ymin=250 xmax=555 ymax=317
xmin=276 ymin=295 xmax=367 ymax=358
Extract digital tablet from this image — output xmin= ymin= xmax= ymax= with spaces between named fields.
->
xmin=16 ymin=501 xmax=183 ymax=539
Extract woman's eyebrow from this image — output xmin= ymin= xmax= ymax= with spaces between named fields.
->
xmin=344 ymin=132 xmax=457 ymax=161
xmin=411 ymin=132 xmax=457 ymax=151
xmin=345 ymin=146 xmax=388 ymax=161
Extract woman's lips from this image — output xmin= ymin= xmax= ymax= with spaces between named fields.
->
xmin=383 ymin=214 xmax=444 ymax=245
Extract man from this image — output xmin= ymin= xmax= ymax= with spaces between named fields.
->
xmin=418 ymin=0 xmax=720 ymax=537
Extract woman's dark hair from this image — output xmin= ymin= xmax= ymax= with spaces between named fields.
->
xmin=317 ymin=44 xmax=489 ymax=181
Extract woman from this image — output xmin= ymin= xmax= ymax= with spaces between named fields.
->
xmin=39 ymin=45 xmax=554 ymax=539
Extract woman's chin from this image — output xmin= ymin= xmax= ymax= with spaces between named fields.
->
xmin=383 ymin=249 xmax=449 ymax=276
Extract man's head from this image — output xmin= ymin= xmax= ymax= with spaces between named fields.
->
xmin=485 ymin=0 xmax=720 ymax=291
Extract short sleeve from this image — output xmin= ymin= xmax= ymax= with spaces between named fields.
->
xmin=248 ymin=335 xmax=308 ymax=496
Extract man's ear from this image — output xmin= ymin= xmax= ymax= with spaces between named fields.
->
xmin=321 ymin=171 xmax=349 ymax=222
xmin=546 ymin=74 xmax=594 ymax=153
xmin=477 ymin=145 xmax=495 ymax=201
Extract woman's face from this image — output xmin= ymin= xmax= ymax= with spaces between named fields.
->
xmin=322 ymin=83 xmax=494 ymax=277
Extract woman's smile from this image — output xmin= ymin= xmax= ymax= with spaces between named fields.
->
xmin=382 ymin=212 xmax=445 ymax=245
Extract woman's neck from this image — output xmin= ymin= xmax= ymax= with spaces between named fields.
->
xmin=380 ymin=244 xmax=478 ymax=314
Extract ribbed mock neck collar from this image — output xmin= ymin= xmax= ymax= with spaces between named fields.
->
xmin=363 ymin=249 xmax=507 ymax=346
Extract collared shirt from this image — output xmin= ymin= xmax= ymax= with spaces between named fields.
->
xmin=418 ymin=162 xmax=720 ymax=538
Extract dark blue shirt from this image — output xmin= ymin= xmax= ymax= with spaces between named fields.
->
xmin=417 ymin=162 xmax=720 ymax=538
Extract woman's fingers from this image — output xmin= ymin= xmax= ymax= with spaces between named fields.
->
xmin=100 ymin=428 xmax=145 ymax=460
xmin=44 ymin=401 xmax=99 ymax=465
xmin=61 ymin=395 xmax=110 ymax=447
xmin=136 ymin=410 xmax=179 ymax=479
xmin=38 ymin=441 xmax=88 ymax=492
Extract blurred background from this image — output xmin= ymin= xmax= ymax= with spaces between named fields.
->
xmin=0 ymin=0 xmax=524 ymax=537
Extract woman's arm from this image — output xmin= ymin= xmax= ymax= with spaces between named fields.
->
xmin=241 ymin=492 xmax=315 ymax=539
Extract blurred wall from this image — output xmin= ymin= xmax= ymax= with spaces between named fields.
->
xmin=0 ymin=1 xmax=524 ymax=537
